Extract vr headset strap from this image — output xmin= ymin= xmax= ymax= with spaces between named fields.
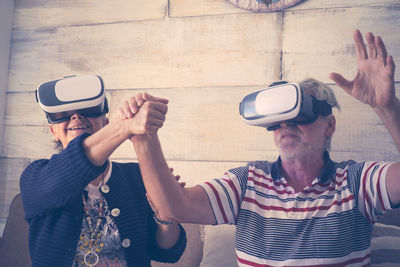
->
xmin=312 ymin=98 xmax=332 ymax=116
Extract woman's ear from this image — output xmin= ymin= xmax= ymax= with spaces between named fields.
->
xmin=49 ymin=124 xmax=59 ymax=141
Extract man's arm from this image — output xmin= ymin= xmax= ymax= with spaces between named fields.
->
xmin=132 ymin=133 xmax=216 ymax=224
xmin=119 ymin=93 xmax=216 ymax=224
xmin=330 ymin=29 xmax=400 ymax=207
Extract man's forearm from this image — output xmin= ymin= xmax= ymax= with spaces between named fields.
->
xmin=374 ymin=97 xmax=400 ymax=153
xmin=132 ymin=134 xmax=188 ymax=220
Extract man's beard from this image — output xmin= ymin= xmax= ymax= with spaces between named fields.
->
xmin=277 ymin=129 xmax=325 ymax=161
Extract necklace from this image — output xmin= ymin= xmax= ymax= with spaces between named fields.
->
xmin=81 ymin=171 xmax=107 ymax=267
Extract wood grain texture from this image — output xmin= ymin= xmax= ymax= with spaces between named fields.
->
xmin=290 ymin=0 xmax=400 ymax=10
xmin=2 ymin=1 xmax=400 ymax=236
xmin=14 ymin=0 xmax=168 ymax=29
xmin=3 ymin=85 xmax=399 ymax=162
xmin=8 ymin=13 xmax=282 ymax=92
xmin=170 ymin=0 xmax=400 ymax=17
xmin=282 ymin=6 xmax=400 ymax=83
xmin=0 ymin=158 xmax=31 ymax=218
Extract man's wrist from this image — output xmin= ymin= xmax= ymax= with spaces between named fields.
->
xmin=153 ymin=214 xmax=173 ymax=225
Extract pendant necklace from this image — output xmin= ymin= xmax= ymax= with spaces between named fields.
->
xmin=81 ymin=172 xmax=106 ymax=267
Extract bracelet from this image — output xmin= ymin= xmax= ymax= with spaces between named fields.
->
xmin=153 ymin=214 xmax=173 ymax=225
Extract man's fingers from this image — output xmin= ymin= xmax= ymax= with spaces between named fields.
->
xmin=387 ymin=56 xmax=396 ymax=77
xmin=354 ymin=29 xmax=368 ymax=61
xmin=135 ymin=93 xmax=145 ymax=107
xmin=366 ymin=32 xmax=377 ymax=59
xmin=376 ymin=36 xmax=388 ymax=65
xmin=329 ymin=72 xmax=353 ymax=95
xmin=143 ymin=92 xmax=169 ymax=104
xmin=145 ymin=101 xmax=168 ymax=116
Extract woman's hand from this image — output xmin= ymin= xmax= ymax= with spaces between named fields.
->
xmin=118 ymin=93 xmax=169 ymax=138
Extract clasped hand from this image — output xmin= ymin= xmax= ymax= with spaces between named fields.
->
xmin=118 ymin=92 xmax=169 ymax=137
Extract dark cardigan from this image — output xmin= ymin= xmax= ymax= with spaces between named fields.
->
xmin=20 ymin=133 xmax=186 ymax=267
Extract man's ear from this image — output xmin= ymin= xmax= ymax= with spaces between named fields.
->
xmin=49 ymin=124 xmax=59 ymax=141
xmin=325 ymin=115 xmax=336 ymax=137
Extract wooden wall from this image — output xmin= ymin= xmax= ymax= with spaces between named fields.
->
xmin=1 ymin=0 xmax=399 ymax=233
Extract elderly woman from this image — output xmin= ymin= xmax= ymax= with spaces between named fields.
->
xmin=20 ymin=75 xmax=186 ymax=267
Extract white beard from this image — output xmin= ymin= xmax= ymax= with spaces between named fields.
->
xmin=276 ymin=130 xmax=326 ymax=161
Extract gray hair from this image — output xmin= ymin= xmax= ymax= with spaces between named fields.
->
xmin=299 ymin=78 xmax=341 ymax=111
xmin=53 ymin=140 xmax=63 ymax=152
xmin=299 ymin=78 xmax=340 ymax=151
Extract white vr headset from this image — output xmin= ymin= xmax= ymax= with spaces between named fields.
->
xmin=35 ymin=75 xmax=108 ymax=124
xmin=239 ymin=81 xmax=332 ymax=131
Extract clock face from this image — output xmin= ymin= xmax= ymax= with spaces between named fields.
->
xmin=226 ymin=0 xmax=306 ymax=12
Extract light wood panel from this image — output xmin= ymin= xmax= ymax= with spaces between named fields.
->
xmin=8 ymin=13 xmax=282 ymax=93
xmin=170 ymin=0 xmax=399 ymax=17
xmin=3 ymin=84 xmax=399 ymax=162
xmin=282 ymin=7 xmax=400 ymax=83
xmin=0 ymin=158 xmax=31 ymax=218
xmin=14 ymin=0 xmax=168 ymax=29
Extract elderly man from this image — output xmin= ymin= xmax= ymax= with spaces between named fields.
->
xmin=122 ymin=29 xmax=399 ymax=266
xmin=20 ymin=76 xmax=185 ymax=267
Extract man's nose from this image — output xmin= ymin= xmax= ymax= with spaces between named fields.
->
xmin=280 ymin=121 xmax=296 ymax=128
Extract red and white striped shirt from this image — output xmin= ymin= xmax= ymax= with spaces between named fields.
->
xmin=200 ymin=154 xmax=393 ymax=266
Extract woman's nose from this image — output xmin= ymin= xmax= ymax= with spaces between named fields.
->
xmin=70 ymin=113 xmax=84 ymax=120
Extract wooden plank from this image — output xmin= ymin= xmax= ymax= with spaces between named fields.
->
xmin=170 ymin=0 xmax=246 ymax=17
xmin=170 ymin=0 xmax=399 ymax=17
xmin=0 ymin=158 xmax=31 ymax=218
xmin=3 ymin=86 xmax=280 ymax=161
xmin=109 ymin=87 xmax=280 ymax=161
xmin=1 ymin=125 xmax=56 ymax=159
xmin=8 ymin=13 xmax=282 ymax=92
xmin=3 ymin=85 xmax=398 ymax=162
xmin=14 ymin=0 xmax=168 ymax=29
xmin=4 ymin=91 xmax=112 ymax=126
xmin=282 ymin=6 xmax=400 ymax=83
xmin=291 ymin=0 xmax=400 ymax=10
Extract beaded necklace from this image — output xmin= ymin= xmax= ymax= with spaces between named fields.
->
xmin=80 ymin=173 xmax=106 ymax=267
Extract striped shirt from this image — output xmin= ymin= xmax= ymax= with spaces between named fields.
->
xmin=200 ymin=153 xmax=393 ymax=266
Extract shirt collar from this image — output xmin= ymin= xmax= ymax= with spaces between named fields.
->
xmin=271 ymin=151 xmax=336 ymax=183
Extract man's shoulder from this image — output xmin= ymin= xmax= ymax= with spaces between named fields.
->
xmin=247 ymin=160 xmax=274 ymax=169
xmin=333 ymin=159 xmax=362 ymax=171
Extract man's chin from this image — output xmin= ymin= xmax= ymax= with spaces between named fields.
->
xmin=278 ymin=146 xmax=306 ymax=160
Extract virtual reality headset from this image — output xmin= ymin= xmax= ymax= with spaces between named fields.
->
xmin=239 ymin=81 xmax=332 ymax=131
xmin=35 ymin=75 xmax=109 ymax=124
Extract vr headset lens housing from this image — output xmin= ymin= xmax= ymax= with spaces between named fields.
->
xmin=45 ymin=100 xmax=108 ymax=124
xmin=36 ymin=75 xmax=108 ymax=124
xmin=239 ymin=82 xmax=332 ymax=131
